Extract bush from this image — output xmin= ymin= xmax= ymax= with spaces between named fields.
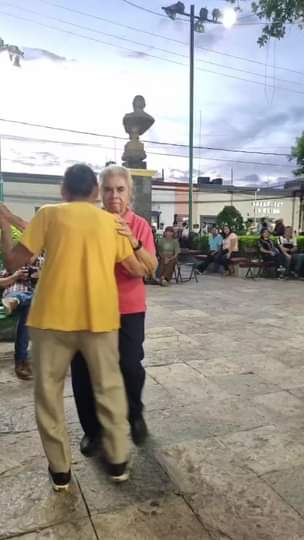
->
xmin=239 ymin=235 xmax=304 ymax=255
xmin=190 ymin=234 xmax=304 ymax=255
xmin=238 ymin=236 xmax=259 ymax=255
xmin=190 ymin=235 xmax=209 ymax=253
xmin=297 ymin=236 xmax=304 ymax=252
xmin=216 ymin=206 xmax=245 ymax=235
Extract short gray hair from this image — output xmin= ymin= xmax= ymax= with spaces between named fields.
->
xmin=99 ymin=165 xmax=134 ymax=199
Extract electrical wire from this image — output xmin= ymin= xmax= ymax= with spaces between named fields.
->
xmin=0 ymin=118 xmax=293 ymax=158
xmin=2 ymin=1 xmax=302 ymax=89
xmin=0 ymin=163 xmax=293 ymax=201
xmin=120 ymin=0 xmax=301 ymax=28
xmin=120 ymin=0 xmax=169 ymax=19
xmin=1 ymin=8 xmax=304 ymax=99
xmin=0 ymin=132 xmax=294 ymax=168
xmin=29 ymin=0 xmax=304 ymax=77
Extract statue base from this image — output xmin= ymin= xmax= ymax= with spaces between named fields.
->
xmin=122 ymin=140 xmax=146 ymax=166
xmin=125 ymin=167 xmax=157 ymax=224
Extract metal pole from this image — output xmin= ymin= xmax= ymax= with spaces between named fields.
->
xmin=254 ymin=189 xmax=257 ymax=228
xmin=230 ymin=167 xmax=234 ymax=205
xmin=188 ymin=4 xmax=195 ymax=232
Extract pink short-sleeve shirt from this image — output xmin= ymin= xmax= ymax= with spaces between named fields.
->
xmin=115 ymin=210 xmax=156 ymax=315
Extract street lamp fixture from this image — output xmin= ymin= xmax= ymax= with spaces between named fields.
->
xmin=222 ymin=8 xmax=238 ymax=29
xmin=0 ymin=38 xmax=23 ymax=67
xmin=162 ymin=3 xmax=238 ymax=231
xmin=162 ymin=2 xmax=185 ymax=20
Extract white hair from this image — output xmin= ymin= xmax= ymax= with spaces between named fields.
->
xmin=99 ymin=165 xmax=134 ymax=200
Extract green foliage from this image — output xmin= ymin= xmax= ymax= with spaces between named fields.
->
xmin=191 ymin=234 xmax=304 ymax=254
xmin=191 ymin=235 xmax=210 ymax=253
xmin=226 ymin=0 xmax=304 ymax=45
xmin=238 ymin=235 xmax=304 ymax=254
xmin=216 ymin=205 xmax=245 ymax=235
xmin=291 ymin=132 xmax=304 ymax=176
xmin=238 ymin=235 xmax=259 ymax=255
xmin=297 ymin=236 xmax=304 ymax=252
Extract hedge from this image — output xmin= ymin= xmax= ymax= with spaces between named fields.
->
xmin=191 ymin=235 xmax=304 ymax=255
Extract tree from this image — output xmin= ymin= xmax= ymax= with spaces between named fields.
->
xmin=216 ymin=206 xmax=245 ymax=234
xmin=226 ymin=0 xmax=304 ymax=45
xmin=291 ymin=132 xmax=304 ymax=176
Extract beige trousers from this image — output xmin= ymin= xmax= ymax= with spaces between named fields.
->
xmin=30 ymin=328 xmax=129 ymax=473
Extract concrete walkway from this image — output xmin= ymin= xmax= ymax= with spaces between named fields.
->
xmin=1 ymin=275 xmax=304 ymax=539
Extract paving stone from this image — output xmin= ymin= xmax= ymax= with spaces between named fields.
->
xmin=188 ymin=355 xmax=287 ymax=378
xmin=6 ymin=518 xmax=96 ymax=539
xmin=174 ymin=309 xmax=211 ymax=318
xmin=2 ymin=277 xmax=304 ymax=539
xmin=260 ymin=366 xmax=304 ymax=390
xmin=253 ymin=390 xmax=304 ymax=417
xmin=143 ymin=378 xmax=172 ymax=412
xmin=144 ymin=333 xmax=200 ymax=366
xmin=263 ymin=466 xmax=304 ymax=518
xmin=146 ymin=399 xmax=268 ymax=447
xmin=74 ymin=448 xmax=173 ymax=515
xmin=0 ymin=462 xmax=87 ymax=539
xmin=92 ymin=494 xmax=211 ymax=539
xmin=0 ymin=396 xmax=79 ymax=434
xmin=218 ymin=425 xmax=304 ymax=475
xmin=289 ymin=387 xmax=304 ymax=400
xmin=147 ymin=363 xmax=229 ymax=405
xmin=203 ymin=373 xmax=279 ymax=398
xmin=263 ymin=347 xmax=303 ymax=368
xmin=145 ymin=326 xmax=182 ymax=338
xmin=0 ymin=431 xmax=45 ymax=474
xmin=157 ymin=440 xmax=304 ymax=540
xmin=145 ymin=335 xmax=198 ymax=353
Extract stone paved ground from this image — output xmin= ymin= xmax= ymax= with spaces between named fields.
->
xmin=1 ymin=275 xmax=304 ymax=539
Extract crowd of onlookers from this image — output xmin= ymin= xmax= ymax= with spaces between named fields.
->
xmin=151 ymin=218 xmax=304 ymax=284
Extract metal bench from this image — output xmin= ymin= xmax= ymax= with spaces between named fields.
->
xmin=175 ymin=252 xmax=200 ymax=283
xmin=238 ymin=248 xmax=276 ymax=279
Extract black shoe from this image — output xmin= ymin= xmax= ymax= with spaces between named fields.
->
xmin=48 ymin=467 xmax=71 ymax=492
xmin=130 ymin=416 xmax=149 ymax=446
xmin=80 ymin=434 xmax=100 ymax=457
xmin=107 ymin=462 xmax=129 ymax=483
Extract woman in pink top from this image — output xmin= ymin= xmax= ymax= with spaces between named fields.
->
xmin=214 ymin=224 xmax=239 ymax=275
xmin=71 ymin=166 xmax=157 ymax=454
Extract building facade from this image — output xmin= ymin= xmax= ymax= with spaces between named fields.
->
xmin=152 ymin=180 xmax=304 ymax=233
xmin=2 ymin=172 xmax=304 ymax=233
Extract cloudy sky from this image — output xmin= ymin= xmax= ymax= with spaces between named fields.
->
xmin=0 ymin=0 xmax=304 ymax=185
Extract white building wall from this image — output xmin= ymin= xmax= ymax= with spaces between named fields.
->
xmin=2 ymin=179 xmax=302 ymax=233
xmin=3 ymin=182 xmax=61 ymax=220
xmin=194 ymin=190 xmax=299 ymax=229
xmin=152 ymin=188 xmax=175 ymax=227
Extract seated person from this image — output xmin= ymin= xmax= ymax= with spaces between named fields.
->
xmin=257 ymin=229 xmax=287 ymax=275
xmin=214 ymin=225 xmax=239 ymax=275
xmin=0 ymin=257 xmax=42 ymax=380
xmin=278 ymin=226 xmax=304 ymax=277
xmin=197 ymin=225 xmax=223 ymax=274
xmin=158 ymin=226 xmax=180 ymax=286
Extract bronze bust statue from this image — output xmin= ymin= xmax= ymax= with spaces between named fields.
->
xmin=122 ymin=95 xmax=155 ymax=168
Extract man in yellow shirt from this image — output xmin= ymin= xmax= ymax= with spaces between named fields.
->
xmin=0 ymin=164 xmax=146 ymax=490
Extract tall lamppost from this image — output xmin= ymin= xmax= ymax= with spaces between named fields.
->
xmin=162 ymin=2 xmax=237 ymax=231
xmin=254 ymin=187 xmax=261 ymax=229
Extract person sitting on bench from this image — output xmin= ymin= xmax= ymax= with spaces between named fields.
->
xmin=0 ymin=257 xmax=42 ymax=380
xmin=197 ymin=225 xmax=223 ymax=274
xmin=214 ymin=225 xmax=239 ymax=275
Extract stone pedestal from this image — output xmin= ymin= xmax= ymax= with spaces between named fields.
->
xmin=129 ymin=169 xmax=156 ymax=224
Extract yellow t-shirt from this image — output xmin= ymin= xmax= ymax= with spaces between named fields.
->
xmin=20 ymin=202 xmax=133 ymax=332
